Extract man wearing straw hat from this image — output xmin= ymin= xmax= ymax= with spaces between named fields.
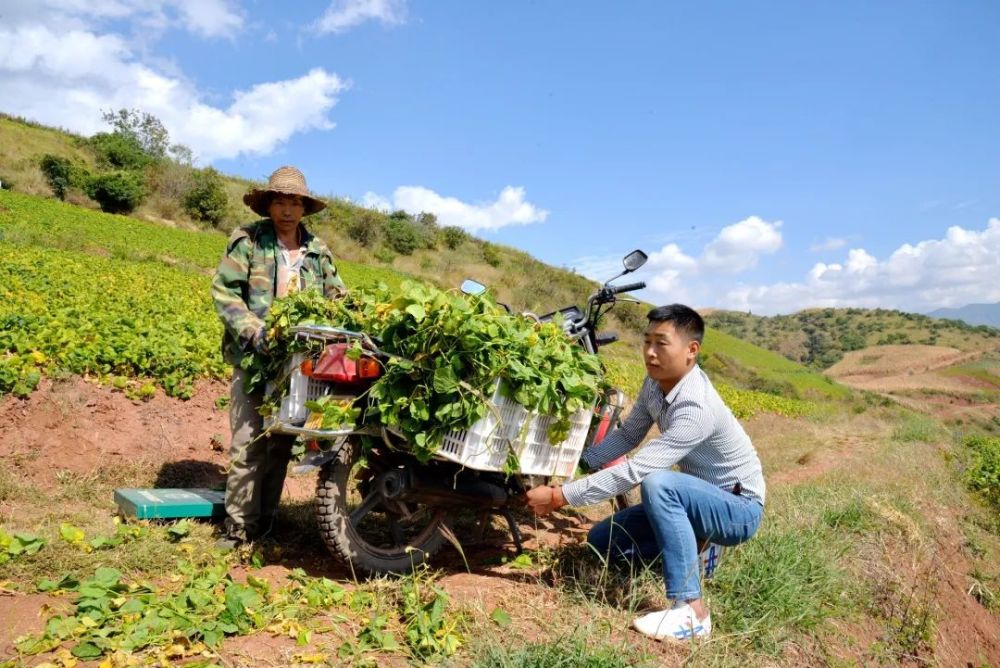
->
xmin=212 ymin=166 xmax=346 ymax=547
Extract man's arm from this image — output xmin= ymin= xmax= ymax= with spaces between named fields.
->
xmin=579 ymin=381 xmax=656 ymax=470
xmin=319 ymin=248 xmax=347 ymax=299
xmin=561 ymin=398 xmax=711 ymax=507
xmin=211 ymin=231 xmax=265 ymax=351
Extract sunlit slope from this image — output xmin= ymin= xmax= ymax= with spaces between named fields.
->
xmin=0 ymin=190 xmax=410 ymax=291
xmin=701 ymin=327 xmax=851 ymax=400
xmin=1 ymin=188 xmax=840 ymax=422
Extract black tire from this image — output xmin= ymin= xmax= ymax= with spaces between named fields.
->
xmin=315 ymin=439 xmax=449 ymax=574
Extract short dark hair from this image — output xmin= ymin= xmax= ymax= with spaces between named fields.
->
xmin=646 ymin=304 xmax=704 ymax=343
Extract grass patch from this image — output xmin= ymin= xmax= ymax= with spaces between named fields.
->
xmin=891 ymin=413 xmax=947 ymax=442
xmin=473 ymin=628 xmax=655 ymax=668
xmin=543 ymin=542 xmax=664 ymax=613
xmin=708 ymin=524 xmax=845 ymax=654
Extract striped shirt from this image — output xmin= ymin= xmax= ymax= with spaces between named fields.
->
xmin=561 ymin=365 xmax=766 ymax=507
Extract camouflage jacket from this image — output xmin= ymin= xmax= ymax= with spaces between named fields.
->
xmin=211 ymin=220 xmax=346 ymax=365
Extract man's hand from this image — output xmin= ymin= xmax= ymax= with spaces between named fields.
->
xmin=526 ymin=485 xmax=567 ymax=516
xmin=251 ymin=326 xmax=269 ymax=357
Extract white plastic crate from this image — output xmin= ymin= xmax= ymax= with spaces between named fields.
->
xmin=264 ymin=353 xmax=336 ymax=427
xmin=436 ymin=381 xmax=593 ymax=477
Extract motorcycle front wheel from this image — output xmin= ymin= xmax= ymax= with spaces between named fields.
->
xmin=315 ymin=438 xmax=449 ymax=574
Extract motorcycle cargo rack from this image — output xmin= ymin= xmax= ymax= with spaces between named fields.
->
xmin=263 ymin=325 xmax=372 ymax=439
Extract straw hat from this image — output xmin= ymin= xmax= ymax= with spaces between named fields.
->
xmin=243 ymin=166 xmax=326 ymax=217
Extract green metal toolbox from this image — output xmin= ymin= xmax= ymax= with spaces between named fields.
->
xmin=114 ymin=488 xmax=226 ymax=520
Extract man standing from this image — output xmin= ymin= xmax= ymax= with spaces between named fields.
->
xmin=526 ymin=304 xmax=765 ymax=641
xmin=211 ymin=166 xmax=346 ymax=546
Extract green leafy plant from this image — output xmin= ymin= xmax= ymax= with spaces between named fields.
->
xmin=243 ymin=283 xmax=604 ymax=462
xmin=15 ymin=558 xmax=361 ymax=663
xmin=964 ymin=435 xmax=1000 ymax=512
xmin=0 ymin=528 xmax=45 ymax=563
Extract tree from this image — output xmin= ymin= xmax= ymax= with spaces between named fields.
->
xmin=441 ymin=226 xmax=467 ymax=250
xmin=90 ymin=132 xmax=154 ymax=171
xmin=101 ymin=108 xmax=170 ymax=159
xmin=39 ymin=154 xmax=73 ymax=200
xmin=385 ymin=216 xmax=419 ymax=255
xmin=85 ymin=171 xmax=146 ymax=214
xmin=183 ymin=167 xmax=228 ymax=227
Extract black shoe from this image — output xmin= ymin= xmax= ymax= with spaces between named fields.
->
xmin=214 ymin=536 xmax=242 ymax=551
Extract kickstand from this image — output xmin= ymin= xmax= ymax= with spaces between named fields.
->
xmin=499 ymin=508 xmax=524 ymax=554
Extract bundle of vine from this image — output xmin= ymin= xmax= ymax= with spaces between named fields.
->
xmin=241 ymin=282 xmax=605 ymax=463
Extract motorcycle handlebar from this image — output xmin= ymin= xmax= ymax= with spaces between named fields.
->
xmin=611 ymin=281 xmax=646 ymax=295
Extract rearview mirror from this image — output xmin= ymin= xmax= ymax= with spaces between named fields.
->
xmin=623 ymin=250 xmax=647 ymax=272
xmin=460 ymin=279 xmax=487 ymax=296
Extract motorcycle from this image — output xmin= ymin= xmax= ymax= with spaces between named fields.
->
xmin=267 ymin=250 xmax=648 ymax=574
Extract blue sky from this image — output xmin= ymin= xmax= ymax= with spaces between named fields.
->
xmin=2 ymin=1 xmax=998 ymax=314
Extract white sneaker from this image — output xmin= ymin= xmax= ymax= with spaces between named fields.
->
xmin=632 ymin=604 xmax=712 ymax=641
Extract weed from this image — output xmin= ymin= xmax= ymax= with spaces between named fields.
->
xmin=865 ymin=564 xmax=937 ymax=664
xmin=543 ymin=542 xmax=663 ymax=613
xmin=821 ymin=497 xmax=879 ymax=534
xmin=892 ymin=414 xmax=946 ymax=442
xmin=708 ymin=524 xmax=845 ymax=654
xmin=473 ymin=628 xmax=655 ymax=668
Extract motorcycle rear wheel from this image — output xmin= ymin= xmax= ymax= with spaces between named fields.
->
xmin=315 ymin=439 xmax=449 ymax=574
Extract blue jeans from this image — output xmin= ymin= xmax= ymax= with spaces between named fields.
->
xmin=587 ymin=470 xmax=764 ymax=601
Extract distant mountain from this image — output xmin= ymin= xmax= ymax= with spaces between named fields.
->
xmin=703 ymin=307 xmax=1000 ymax=370
xmin=927 ymin=302 xmax=1000 ymax=328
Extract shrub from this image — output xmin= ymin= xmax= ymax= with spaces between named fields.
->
xmin=385 ymin=216 xmax=419 ymax=255
xmin=441 ymin=226 xmax=467 ymax=250
xmin=84 ymin=171 xmax=146 ymax=214
xmin=89 ymin=132 xmax=153 ymax=171
xmin=373 ymin=247 xmax=396 ymax=263
xmin=413 ymin=212 xmax=440 ymax=249
xmin=0 ymin=175 xmax=15 ymax=190
xmin=39 ymin=154 xmax=73 ymax=199
xmin=964 ymin=435 xmax=1000 ymax=513
xmin=182 ymin=167 xmax=228 ymax=227
xmin=482 ymin=242 xmax=502 ymax=268
xmin=346 ymin=210 xmax=383 ymax=247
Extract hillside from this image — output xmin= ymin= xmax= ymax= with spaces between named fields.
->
xmin=827 ymin=345 xmax=1000 ymax=432
xmin=705 ymin=307 xmax=1000 ymax=369
xmin=928 ymin=301 xmax=1000 ymax=328
xmin=0 ymin=113 xmax=646 ymax=341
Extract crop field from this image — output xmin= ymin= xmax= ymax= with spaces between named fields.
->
xmin=0 ymin=190 xmax=409 ymax=290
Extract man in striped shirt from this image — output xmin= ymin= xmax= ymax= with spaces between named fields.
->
xmin=526 ymin=304 xmax=766 ymax=642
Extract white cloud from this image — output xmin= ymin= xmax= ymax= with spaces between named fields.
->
xmin=809 ymin=236 xmax=849 ymax=252
xmin=361 ymin=191 xmax=392 ymax=211
xmin=701 ymin=216 xmax=783 ymax=272
xmin=172 ymin=0 xmax=245 ymax=39
xmin=721 ymin=218 xmax=1000 ymax=314
xmin=619 ymin=215 xmax=1000 ymax=315
xmin=314 ymin=0 xmax=407 ymax=34
xmin=4 ymin=0 xmax=245 ymax=39
xmin=365 ymin=185 xmax=549 ymax=232
xmin=0 ymin=5 xmax=347 ymax=162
